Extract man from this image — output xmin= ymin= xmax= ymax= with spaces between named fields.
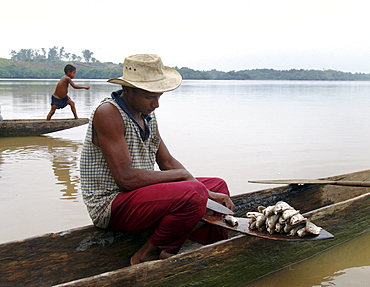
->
xmin=80 ymin=54 xmax=234 ymax=265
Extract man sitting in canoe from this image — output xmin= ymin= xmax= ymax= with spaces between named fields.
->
xmin=80 ymin=54 xmax=234 ymax=265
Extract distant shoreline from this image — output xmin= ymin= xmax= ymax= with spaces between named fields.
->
xmin=1 ymin=58 xmax=370 ymax=81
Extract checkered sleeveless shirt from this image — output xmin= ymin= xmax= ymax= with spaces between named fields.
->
xmin=80 ymin=97 xmax=160 ymax=228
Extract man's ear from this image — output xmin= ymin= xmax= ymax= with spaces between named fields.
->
xmin=122 ymin=86 xmax=132 ymax=95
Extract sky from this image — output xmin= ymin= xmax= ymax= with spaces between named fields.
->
xmin=1 ymin=0 xmax=370 ymax=73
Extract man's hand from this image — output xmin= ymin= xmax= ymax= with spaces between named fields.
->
xmin=208 ymin=190 xmax=235 ymax=211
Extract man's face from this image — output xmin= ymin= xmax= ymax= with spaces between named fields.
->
xmin=126 ymin=87 xmax=163 ymax=115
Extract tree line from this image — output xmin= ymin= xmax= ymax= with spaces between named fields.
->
xmin=174 ymin=67 xmax=370 ymax=81
xmin=2 ymin=47 xmax=370 ymax=81
xmin=10 ymin=47 xmax=97 ymax=63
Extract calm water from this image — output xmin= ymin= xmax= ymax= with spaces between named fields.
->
xmin=1 ymin=79 xmax=369 ymax=286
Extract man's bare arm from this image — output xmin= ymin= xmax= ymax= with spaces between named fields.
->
xmin=93 ymin=103 xmax=193 ymax=191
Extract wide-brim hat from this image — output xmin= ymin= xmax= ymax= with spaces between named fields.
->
xmin=108 ymin=54 xmax=182 ymax=93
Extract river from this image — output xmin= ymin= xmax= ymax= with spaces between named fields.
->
xmin=0 ymin=79 xmax=369 ymax=286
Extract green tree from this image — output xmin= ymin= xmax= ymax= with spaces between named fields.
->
xmin=59 ymin=47 xmax=65 ymax=61
xmin=48 ymin=46 xmax=59 ymax=61
xmin=82 ymin=50 xmax=93 ymax=63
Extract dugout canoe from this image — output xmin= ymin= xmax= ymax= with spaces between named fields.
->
xmin=0 ymin=118 xmax=89 ymax=137
xmin=1 ymin=169 xmax=370 ymax=286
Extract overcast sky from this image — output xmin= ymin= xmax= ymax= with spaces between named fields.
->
xmin=1 ymin=0 xmax=369 ymax=73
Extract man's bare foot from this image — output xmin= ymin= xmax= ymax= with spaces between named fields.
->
xmin=159 ymin=250 xmax=175 ymax=260
xmin=130 ymin=240 xmax=161 ymax=265
xmin=130 ymin=240 xmax=176 ymax=265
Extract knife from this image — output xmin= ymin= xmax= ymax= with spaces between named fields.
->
xmin=206 ymin=198 xmax=234 ymax=215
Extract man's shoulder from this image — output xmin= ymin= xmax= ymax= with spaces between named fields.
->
xmin=95 ymin=100 xmax=120 ymax=116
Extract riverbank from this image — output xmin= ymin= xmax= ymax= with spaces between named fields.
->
xmin=1 ymin=58 xmax=370 ymax=80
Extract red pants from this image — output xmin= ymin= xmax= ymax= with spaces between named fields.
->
xmin=107 ymin=177 xmax=230 ymax=254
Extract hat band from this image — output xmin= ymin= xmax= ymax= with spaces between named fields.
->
xmin=123 ymin=62 xmax=165 ymax=82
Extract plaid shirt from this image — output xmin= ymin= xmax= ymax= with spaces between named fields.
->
xmin=80 ymin=96 xmax=160 ymax=228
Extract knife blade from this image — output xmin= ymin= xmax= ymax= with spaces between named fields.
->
xmin=206 ymin=198 xmax=234 ymax=215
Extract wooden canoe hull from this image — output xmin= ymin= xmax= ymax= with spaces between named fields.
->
xmin=0 ymin=118 xmax=89 ymax=137
xmin=1 ymin=169 xmax=370 ymax=286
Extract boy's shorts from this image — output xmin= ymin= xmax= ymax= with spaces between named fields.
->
xmin=51 ymin=95 xmax=69 ymax=109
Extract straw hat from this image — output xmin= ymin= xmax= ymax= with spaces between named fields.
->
xmin=108 ymin=54 xmax=182 ymax=93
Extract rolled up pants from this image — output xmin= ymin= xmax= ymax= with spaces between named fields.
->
xmin=107 ymin=177 xmax=230 ymax=254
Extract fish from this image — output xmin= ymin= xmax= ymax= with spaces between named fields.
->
xmin=275 ymin=222 xmax=284 ymax=233
xmin=274 ymin=201 xmax=293 ymax=214
xmin=297 ymin=227 xmax=309 ymax=237
xmin=289 ymin=223 xmax=306 ymax=236
xmin=249 ymin=220 xmax=257 ymax=230
xmin=283 ymin=223 xmax=294 ymax=233
xmin=290 ymin=213 xmax=307 ymax=225
xmin=258 ymin=224 xmax=267 ymax=232
xmin=281 ymin=209 xmax=300 ymax=221
xmin=224 ymin=215 xmax=238 ymax=226
xmin=255 ymin=214 xmax=267 ymax=228
xmin=267 ymin=226 xmax=275 ymax=234
xmin=305 ymin=221 xmax=322 ymax=235
xmin=246 ymin=212 xmax=263 ymax=219
xmin=246 ymin=201 xmax=323 ymax=238
xmin=266 ymin=214 xmax=280 ymax=230
xmin=263 ymin=205 xmax=276 ymax=217
xmin=257 ymin=206 xmax=266 ymax=213
xmin=278 ymin=216 xmax=286 ymax=225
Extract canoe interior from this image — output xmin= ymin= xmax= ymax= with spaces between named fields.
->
xmin=0 ymin=118 xmax=89 ymax=137
xmin=1 ymin=169 xmax=370 ymax=286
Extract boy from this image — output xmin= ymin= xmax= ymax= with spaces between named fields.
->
xmin=46 ymin=64 xmax=90 ymax=121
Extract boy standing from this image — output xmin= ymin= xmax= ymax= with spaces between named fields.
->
xmin=46 ymin=64 xmax=90 ymax=121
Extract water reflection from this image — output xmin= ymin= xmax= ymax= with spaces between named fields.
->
xmin=0 ymin=135 xmax=82 ymax=200
xmin=246 ymin=231 xmax=370 ymax=287
xmin=1 ymin=79 xmax=370 ymax=283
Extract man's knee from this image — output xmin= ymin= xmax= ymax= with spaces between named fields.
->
xmin=186 ymin=181 xmax=208 ymax=199
xmin=196 ymin=177 xmax=230 ymax=196
xmin=182 ymin=181 xmax=208 ymax=215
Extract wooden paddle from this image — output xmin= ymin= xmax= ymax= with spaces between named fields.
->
xmin=248 ymin=179 xmax=370 ymax=187
xmin=202 ymin=215 xmax=334 ymax=241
